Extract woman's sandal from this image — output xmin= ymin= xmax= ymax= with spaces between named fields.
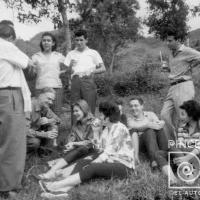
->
xmin=39 ymin=181 xmax=68 ymax=199
xmin=41 ymin=192 xmax=69 ymax=199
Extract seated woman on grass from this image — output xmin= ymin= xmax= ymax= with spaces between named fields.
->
xmin=39 ymin=101 xmax=135 ymax=198
xmin=38 ymin=99 xmax=99 ymax=179
xmin=155 ymin=100 xmax=200 ymax=184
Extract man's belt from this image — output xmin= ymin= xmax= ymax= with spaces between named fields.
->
xmin=0 ymin=87 xmax=20 ymax=90
xmin=170 ymin=79 xmax=190 ymax=86
xmin=73 ymin=74 xmax=93 ymax=79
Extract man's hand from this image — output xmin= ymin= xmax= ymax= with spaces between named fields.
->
xmin=39 ymin=117 xmax=49 ymax=125
xmin=45 ymin=130 xmax=58 ymax=139
xmin=28 ymin=59 xmax=37 ymax=68
xmin=70 ymin=59 xmax=78 ymax=67
xmin=147 ymin=120 xmax=165 ymax=130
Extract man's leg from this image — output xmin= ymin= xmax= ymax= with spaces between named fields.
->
xmin=172 ymin=81 xmax=195 ymax=125
xmin=27 ymin=137 xmax=41 ymax=153
xmin=140 ymin=129 xmax=160 ymax=163
xmin=80 ymin=77 xmax=97 ymax=114
xmin=160 ymin=89 xmax=176 ymax=141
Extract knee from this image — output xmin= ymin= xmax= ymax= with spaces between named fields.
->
xmin=160 ymin=109 xmax=170 ymax=121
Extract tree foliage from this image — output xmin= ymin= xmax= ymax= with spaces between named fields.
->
xmin=4 ymin=0 xmax=140 ymax=73
xmin=146 ymin=0 xmax=189 ymax=41
xmin=73 ymin=0 xmax=140 ymax=73
xmin=191 ymin=4 xmax=200 ymax=16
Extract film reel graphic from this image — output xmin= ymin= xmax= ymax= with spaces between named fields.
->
xmin=176 ymin=152 xmax=200 ymax=184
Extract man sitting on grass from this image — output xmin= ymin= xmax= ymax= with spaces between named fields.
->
xmin=26 ymin=88 xmax=61 ymax=152
xmin=128 ymin=97 xmax=168 ymax=169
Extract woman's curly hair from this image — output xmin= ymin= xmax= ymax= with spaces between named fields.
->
xmin=180 ymin=100 xmax=200 ymax=121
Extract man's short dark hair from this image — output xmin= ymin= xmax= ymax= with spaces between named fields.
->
xmin=99 ymin=101 xmax=120 ymax=123
xmin=0 ymin=24 xmax=16 ymax=40
xmin=74 ymin=29 xmax=88 ymax=39
xmin=129 ymin=96 xmax=144 ymax=105
xmin=0 ymin=20 xmax=14 ymax=27
xmin=165 ymin=29 xmax=187 ymax=42
xmin=40 ymin=32 xmax=57 ymax=52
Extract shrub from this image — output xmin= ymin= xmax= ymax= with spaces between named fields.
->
xmin=94 ymin=58 xmax=168 ymax=97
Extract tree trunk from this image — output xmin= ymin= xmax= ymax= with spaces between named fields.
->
xmin=109 ymin=52 xmax=116 ymax=74
xmin=58 ymin=0 xmax=71 ymax=54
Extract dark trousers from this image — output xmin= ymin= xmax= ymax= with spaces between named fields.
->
xmin=139 ymin=128 xmax=168 ymax=163
xmin=63 ymin=146 xmax=95 ymax=164
xmin=0 ymin=88 xmax=26 ymax=191
xmin=79 ymin=162 xmax=132 ymax=182
xmin=71 ymin=75 xmax=97 ymax=114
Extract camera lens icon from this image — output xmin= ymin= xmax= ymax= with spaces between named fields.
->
xmin=169 ymin=152 xmax=200 ymax=188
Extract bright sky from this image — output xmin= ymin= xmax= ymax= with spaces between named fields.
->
xmin=0 ymin=0 xmax=200 ymax=40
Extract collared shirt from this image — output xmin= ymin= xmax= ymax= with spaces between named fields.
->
xmin=0 ymin=38 xmax=31 ymax=111
xmin=168 ymin=44 xmax=200 ymax=82
xmin=68 ymin=114 xmax=95 ymax=142
xmin=32 ymin=51 xmax=65 ymax=89
xmin=128 ymin=111 xmax=160 ymax=136
xmin=98 ymin=122 xmax=135 ymax=169
xmin=64 ymin=47 xmax=104 ymax=77
xmin=27 ymin=97 xmax=60 ymax=137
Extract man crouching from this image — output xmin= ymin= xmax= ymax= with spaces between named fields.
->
xmin=26 ymin=88 xmax=61 ymax=152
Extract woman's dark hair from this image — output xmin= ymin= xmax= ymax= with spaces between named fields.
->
xmin=0 ymin=24 xmax=16 ymax=40
xmin=180 ymin=100 xmax=200 ymax=121
xmin=99 ymin=101 xmax=120 ymax=123
xmin=40 ymin=32 xmax=57 ymax=52
xmin=74 ymin=29 xmax=88 ymax=39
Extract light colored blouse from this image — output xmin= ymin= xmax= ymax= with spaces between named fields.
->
xmin=32 ymin=51 xmax=65 ymax=89
xmin=98 ymin=122 xmax=135 ymax=169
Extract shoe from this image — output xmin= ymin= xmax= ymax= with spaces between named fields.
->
xmin=39 ymin=181 xmax=68 ymax=199
xmin=41 ymin=192 xmax=68 ymax=199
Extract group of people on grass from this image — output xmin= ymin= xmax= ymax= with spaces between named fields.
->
xmin=1 ymin=19 xmax=200 ymax=199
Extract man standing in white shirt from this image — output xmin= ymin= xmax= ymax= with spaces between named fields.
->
xmin=0 ymin=21 xmax=34 ymax=198
xmin=64 ymin=30 xmax=106 ymax=114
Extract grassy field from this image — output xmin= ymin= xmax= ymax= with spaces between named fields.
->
xmin=10 ymin=31 xmax=200 ymax=200
xmin=2 ymin=91 xmax=200 ymax=200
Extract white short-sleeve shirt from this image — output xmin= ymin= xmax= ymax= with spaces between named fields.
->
xmin=0 ymin=38 xmax=29 ymax=88
xmin=32 ymin=51 xmax=65 ymax=89
xmin=64 ymin=47 xmax=103 ymax=77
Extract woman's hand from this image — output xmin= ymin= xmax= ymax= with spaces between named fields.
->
xmin=173 ymin=156 xmax=190 ymax=165
xmin=64 ymin=142 xmax=75 ymax=152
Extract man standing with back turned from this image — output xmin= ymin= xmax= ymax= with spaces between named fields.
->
xmin=64 ymin=29 xmax=106 ymax=114
xmin=160 ymin=30 xmax=200 ymax=141
xmin=0 ymin=20 xmax=34 ymax=198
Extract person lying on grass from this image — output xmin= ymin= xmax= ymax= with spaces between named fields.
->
xmin=39 ymin=101 xmax=135 ymax=198
xmin=38 ymin=99 xmax=99 ymax=179
xmin=155 ymin=100 xmax=200 ymax=184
